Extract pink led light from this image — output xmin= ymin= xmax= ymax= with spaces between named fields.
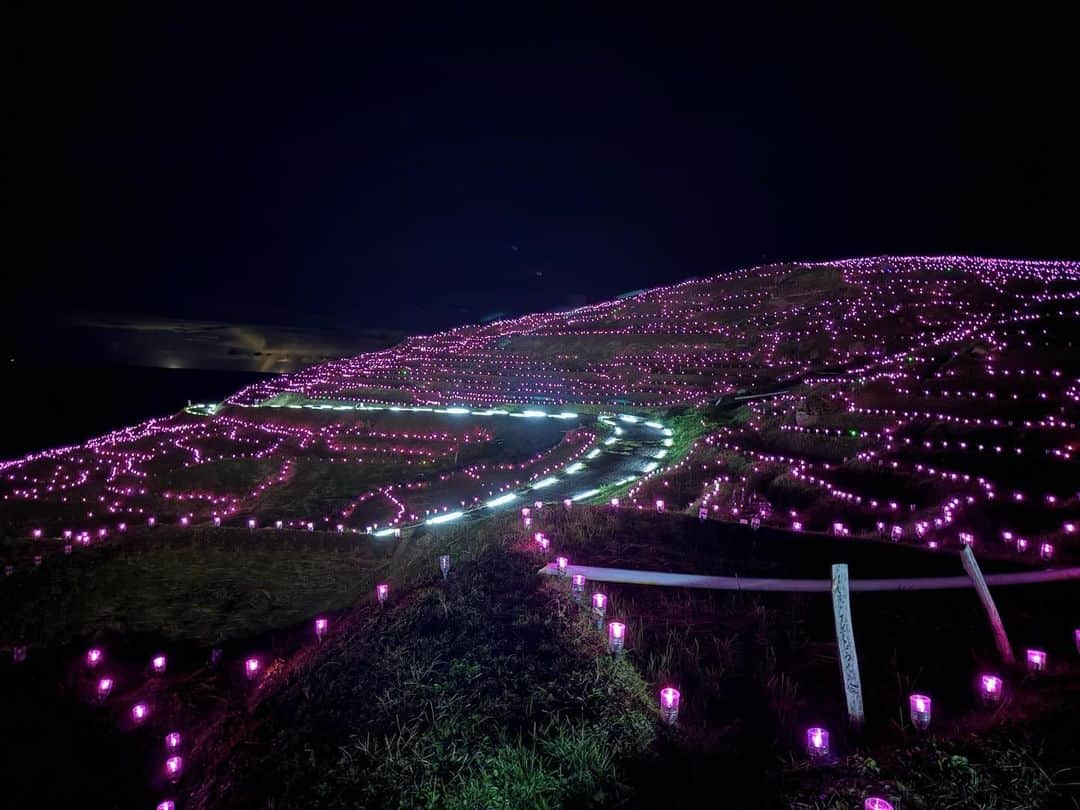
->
xmin=96 ymin=676 xmax=113 ymax=701
xmin=979 ymin=673 xmax=1003 ymax=703
xmin=659 ymin=687 xmax=680 ymax=725
xmin=248 ymin=518 xmax=257 ymax=530
xmin=151 ymin=654 xmax=167 ymax=674
xmin=806 ymin=727 xmax=830 ymax=759
xmin=314 ymin=617 xmax=329 ymax=640
xmin=376 ymin=583 xmax=389 ymax=604
xmin=1074 ymin=628 xmax=1080 ymax=654
xmin=245 ymin=657 xmax=261 ymax=680
xmin=439 ymin=554 xmax=451 ymax=578
xmin=591 ymin=592 xmax=608 ymax=618
xmin=165 ymin=731 xmax=181 ymax=750
xmin=157 ymin=802 xmax=176 ymax=810
xmin=791 ymin=520 xmax=803 ymax=531
xmin=909 ymin=693 xmax=931 ymax=730
xmin=655 ymin=498 xmax=665 ymax=512
xmin=165 ymin=755 xmax=183 ymax=781
xmin=1039 ymin=543 xmax=1054 ymax=561
xmin=131 ymin=702 xmax=149 ymax=723
xmin=1026 ymin=648 xmax=1047 ymax=672
xmin=563 ymin=498 xmax=572 ymax=510
xmin=571 ymin=573 xmax=585 ymax=597
xmin=556 ymin=556 xmax=568 ymax=575
xmin=31 ymin=528 xmax=42 ymax=539
xmin=864 ymin=799 xmax=895 ymax=810
xmin=86 ymin=647 xmax=104 ymax=667
xmin=607 ymin=620 xmax=626 ymax=655
xmin=610 ymin=498 xmax=619 ymax=508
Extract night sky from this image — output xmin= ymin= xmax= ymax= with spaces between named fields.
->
xmin=8 ymin=5 xmax=1079 ymax=344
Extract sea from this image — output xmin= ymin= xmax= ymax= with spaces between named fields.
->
xmin=0 ymin=364 xmax=273 ymax=460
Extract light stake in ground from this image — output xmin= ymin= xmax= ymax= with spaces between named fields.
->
xmin=439 ymin=554 xmax=451 ymax=579
xmin=1026 ymin=648 xmax=1047 ymax=672
xmin=659 ymin=687 xmax=680 ymax=725
xmin=806 ymin=727 xmax=829 ymax=760
xmin=608 ymin=620 xmax=626 ymax=655
xmin=571 ymin=573 xmax=585 ymax=599
xmin=556 ymin=556 xmax=568 ymax=576
xmin=151 ymin=654 xmax=167 ymax=674
xmin=131 ymin=702 xmax=149 ymax=724
xmin=909 ymin=693 xmax=931 ymax=730
xmin=314 ymin=617 xmax=328 ymax=641
xmin=86 ymin=647 xmax=103 ymax=667
xmin=165 ymin=755 xmax=183 ymax=783
xmin=245 ymin=657 xmax=261 ymax=680
xmin=96 ymin=677 xmax=113 ymax=702
xmin=865 ymin=799 xmax=894 ymax=810
xmin=591 ymin=592 xmax=607 ymax=627
xmin=979 ymin=674 xmax=1003 ymax=704
xmin=376 ymin=583 xmax=389 ymax=604
xmin=165 ymin=732 xmax=181 ymax=750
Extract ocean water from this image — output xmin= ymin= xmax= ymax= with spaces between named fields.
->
xmin=0 ymin=364 xmax=273 ymax=460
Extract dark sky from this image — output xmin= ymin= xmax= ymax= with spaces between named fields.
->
xmin=7 ymin=4 xmax=1079 ymax=343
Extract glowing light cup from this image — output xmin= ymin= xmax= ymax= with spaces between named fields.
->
xmin=655 ymin=499 xmax=665 ymax=512
xmin=376 ymin=583 xmax=390 ymax=604
xmin=607 ymin=621 xmax=626 ymax=655
xmin=1075 ymin=628 xmax=1080 ymax=654
xmin=864 ymin=799 xmax=895 ymax=810
xmin=979 ymin=673 xmax=1003 ymax=704
xmin=165 ymin=755 xmax=183 ymax=782
xmin=131 ymin=702 xmax=149 ymax=724
xmin=659 ymin=687 xmax=680 ymax=725
xmin=12 ymin=646 xmax=26 ymax=664
xmin=611 ymin=498 xmax=619 ymax=509
xmin=151 ymin=654 xmax=167 ymax=674
xmin=591 ymin=592 xmax=608 ymax=626
xmin=314 ymin=617 xmax=328 ymax=641
xmin=556 ymin=556 xmax=568 ymax=576
xmin=909 ymin=694 xmax=931 ymax=730
xmin=245 ymin=657 xmax=261 ymax=680
xmin=157 ymin=801 xmax=176 ymax=810
xmin=571 ymin=573 xmax=586 ymax=600
xmin=1040 ymin=543 xmax=1054 ymax=561
xmin=86 ymin=647 xmax=104 ymax=667
xmin=96 ymin=676 xmax=113 ymax=702
xmin=439 ymin=554 xmax=451 ymax=579
xmin=806 ymin=727 xmax=830 ymax=760
xmin=165 ymin=732 xmax=182 ymax=750
xmin=1026 ymin=648 xmax=1047 ymax=673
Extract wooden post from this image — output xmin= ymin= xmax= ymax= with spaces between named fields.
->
xmin=831 ymin=563 xmax=865 ymax=728
xmin=960 ymin=545 xmax=1015 ymax=665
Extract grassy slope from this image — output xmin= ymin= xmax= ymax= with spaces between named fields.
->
xmin=0 ymin=528 xmax=389 ymax=646
xmin=193 ymin=530 xmax=656 ymax=809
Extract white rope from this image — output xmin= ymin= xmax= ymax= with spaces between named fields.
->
xmin=539 ymin=563 xmax=1080 ymax=592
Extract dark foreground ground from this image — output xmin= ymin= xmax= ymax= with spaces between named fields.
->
xmin=2 ymin=510 xmax=1077 ymax=808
